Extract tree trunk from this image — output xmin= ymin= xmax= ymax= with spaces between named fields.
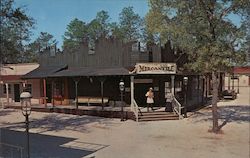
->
xmin=212 ymin=71 xmax=219 ymax=133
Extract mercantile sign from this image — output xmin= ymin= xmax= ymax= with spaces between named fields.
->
xmin=135 ymin=63 xmax=177 ymax=74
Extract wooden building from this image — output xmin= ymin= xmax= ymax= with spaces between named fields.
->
xmin=23 ymin=37 xmax=207 ymax=113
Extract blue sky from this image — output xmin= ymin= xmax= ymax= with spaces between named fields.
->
xmin=15 ymin=0 xmax=242 ymax=49
xmin=15 ymin=0 xmax=149 ymax=48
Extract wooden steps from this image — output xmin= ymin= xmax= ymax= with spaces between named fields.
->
xmin=138 ymin=111 xmax=179 ymax=121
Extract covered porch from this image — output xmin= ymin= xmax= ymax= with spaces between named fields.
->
xmin=20 ymin=63 xmax=209 ymax=121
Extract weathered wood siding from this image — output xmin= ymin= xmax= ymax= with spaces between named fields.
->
xmin=39 ymin=37 xmax=137 ymax=68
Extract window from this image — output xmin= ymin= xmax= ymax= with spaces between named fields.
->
xmin=3 ymin=84 xmax=11 ymax=94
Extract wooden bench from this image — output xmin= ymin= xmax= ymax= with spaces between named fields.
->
xmin=76 ymin=96 xmax=109 ymax=106
xmin=221 ymin=90 xmax=237 ymax=100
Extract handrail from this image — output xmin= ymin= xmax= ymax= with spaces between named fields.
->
xmin=132 ymin=99 xmax=139 ymax=122
xmin=171 ymin=95 xmax=184 ymax=120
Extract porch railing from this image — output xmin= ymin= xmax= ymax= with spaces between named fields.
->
xmin=172 ymin=95 xmax=184 ymax=120
xmin=131 ymin=99 xmax=139 ymax=122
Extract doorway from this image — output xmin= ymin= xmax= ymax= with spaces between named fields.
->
xmin=46 ymin=83 xmax=52 ymax=103
xmin=134 ymin=83 xmax=153 ymax=106
xmin=14 ymin=84 xmax=20 ymax=102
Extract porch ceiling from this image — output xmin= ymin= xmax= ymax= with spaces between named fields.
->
xmin=49 ymin=67 xmax=130 ymax=77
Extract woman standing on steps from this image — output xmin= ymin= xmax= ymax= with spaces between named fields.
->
xmin=145 ymin=87 xmax=154 ymax=112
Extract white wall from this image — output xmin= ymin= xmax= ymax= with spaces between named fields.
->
xmin=224 ymin=74 xmax=250 ymax=92
xmin=0 ymin=79 xmax=41 ymax=104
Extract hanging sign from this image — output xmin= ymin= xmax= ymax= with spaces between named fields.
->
xmin=135 ymin=63 xmax=177 ymax=74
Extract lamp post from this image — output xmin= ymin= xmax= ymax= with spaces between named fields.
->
xmin=20 ymin=92 xmax=32 ymax=158
xmin=183 ymin=77 xmax=188 ymax=118
xmin=119 ymin=79 xmax=125 ymax=121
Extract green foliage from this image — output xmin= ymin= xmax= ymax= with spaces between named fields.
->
xmin=36 ymin=32 xmax=57 ymax=50
xmin=63 ymin=18 xmax=88 ymax=50
xmin=0 ymin=0 xmax=34 ymax=63
xmin=109 ymin=22 xmax=124 ymax=39
xmin=94 ymin=10 xmax=110 ymax=36
xmin=147 ymin=0 xmax=249 ymax=72
xmin=119 ymin=6 xmax=143 ymax=42
xmin=63 ymin=11 xmax=111 ymax=50
xmin=23 ymin=32 xmax=57 ymax=62
xmin=63 ymin=8 xmax=145 ymax=51
xmin=242 ymin=5 xmax=250 ymax=63
xmin=88 ymin=11 xmax=109 ymax=38
xmin=147 ymin=0 xmax=250 ymax=133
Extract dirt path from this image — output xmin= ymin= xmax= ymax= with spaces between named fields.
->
xmin=0 ymin=87 xmax=249 ymax=158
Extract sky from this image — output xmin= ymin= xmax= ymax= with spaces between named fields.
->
xmin=15 ymin=0 xmax=149 ymax=48
xmin=14 ymin=0 xmax=242 ymax=49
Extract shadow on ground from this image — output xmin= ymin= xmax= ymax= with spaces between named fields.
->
xmin=2 ymin=113 xmax=121 ymax=134
xmin=190 ymin=105 xmax=250 ymax=129
xmin=0 ymin=109 xmax=16 ymax=117
xmin=0 ymin=128 xmax=108 ymax=158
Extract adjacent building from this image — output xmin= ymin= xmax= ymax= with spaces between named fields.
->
xmin=0 ymin=63 xmax=40 ymax=105
xmin=224 ymin=66 xmax=250 ymax=93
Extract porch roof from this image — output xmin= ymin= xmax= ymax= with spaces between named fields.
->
xmin=233 ymin=66 xmax=250 ymax=75
xmin=50 ymin=67 xmax=130 ymax=77
xmin=22 ymin=65 xmax=68 ymax=79
xmin=0 ymin=75 xmax=22 ymax=81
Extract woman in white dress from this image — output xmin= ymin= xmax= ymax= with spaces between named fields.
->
xmin=145 ymin=87 xmax=154 ymax=112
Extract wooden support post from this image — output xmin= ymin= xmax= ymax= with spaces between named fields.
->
xmin=75 ymin=80 xmax=79 ymax=109
xmin=171 ymin=75 xmax=175 ymax=95
xmin=237 ymin=78 xmax=239 ymax=94
xmin=204 ymin=76 xmax=207 ymax=101
xmin=64 ymin=78 xmax=69 ymax=104
xmin=202 ymin=76 xmax=205 ymax=104
xmin=5 ymin=83 xmax=9 ymax=106
xmin=98 ymin=77 xmax=106 ymax=111
xmin=51 ymin=79 xmax=54 ymax=107
xmin=232 ymin=74 xmax=235 ymax=91
xmin=197 ymin=75 xmax=200 ymax=103
xmin=43 ymin=79 xmax=47 ymax=107
xmin=130 ymin=75 xmax=134 ymax=110
xmin=101 ymin=80 xmax=104 ymax=110
xmin=221 ymin=73 xmax=225 ymax=91
xmin=74 ymin=77 xmax=81 ymax=109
